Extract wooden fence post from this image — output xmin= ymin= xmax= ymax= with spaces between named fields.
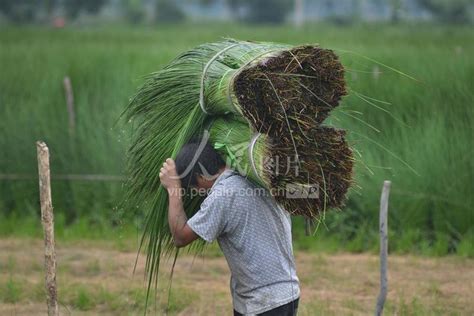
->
xmin=37 ymin=141 xmax=59 ymax=316
xmin=304 ymin=217 xmax=312 ymax=236
xmin=63 ymin=76 xmax=75 ymax=137
xmin=375 ymin=180 xmax=391 ymax=316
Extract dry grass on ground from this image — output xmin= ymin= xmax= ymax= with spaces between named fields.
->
xmin=0 ymin=238 xmax=473 ymax=315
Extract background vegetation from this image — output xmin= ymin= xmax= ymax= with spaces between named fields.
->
xmin=0 ymin=22 xmax=472 ymax=256
xmin=1 ymin=0 xmax=474 ymax=25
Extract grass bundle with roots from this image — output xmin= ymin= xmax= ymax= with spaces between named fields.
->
xmin=231 ymin=45 xmax=346 ymax=135
xmin=209 ymin=118 xmax=354 ymax=219
xmin=124 ymin=39 xmax=345 ymax=206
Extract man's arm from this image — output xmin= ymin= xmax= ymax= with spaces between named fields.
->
xmin=160 ymin=158 xmax=198 ymax=248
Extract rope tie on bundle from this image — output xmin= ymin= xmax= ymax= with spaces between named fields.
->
xmin=249 ymin=132 xmax=263 ymax=182
xmin=200 ymin=43 xmax=284 ymax=117
xmin=200 ymin=43 xmax=239 ymax=115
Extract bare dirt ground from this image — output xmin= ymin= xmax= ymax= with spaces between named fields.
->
xmin=0 ymin=238 xmax=473 ymax=315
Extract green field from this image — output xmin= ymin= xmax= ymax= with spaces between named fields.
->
xmin=0 ymin=23 xmax=473 ymax=256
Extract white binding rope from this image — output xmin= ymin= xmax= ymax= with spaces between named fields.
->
xmin=248 ymin=132 xmax=263 ymax=182
xmin=203 ymin=118 xmax=215 ymax=135
xmin=199 ymin=43 xmax=239 ymax=115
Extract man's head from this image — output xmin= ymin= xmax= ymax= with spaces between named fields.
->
xmin=175 ymin=141 xmax=226 ymax=190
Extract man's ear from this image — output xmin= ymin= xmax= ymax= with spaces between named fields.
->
xmin=196 ymin=173 xmax=215 ymax=189
xmin=195 ymin=174 xmax=205 ymax=187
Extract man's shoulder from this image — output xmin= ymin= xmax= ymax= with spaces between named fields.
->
xmin=212 ymin=173 xmax=276 ymax=208
xmin=207 ymin=173 xmax=255 ymax=206
xmin=215 ymin=172 xmax=253 ymax=191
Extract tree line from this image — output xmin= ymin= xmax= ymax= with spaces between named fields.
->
xmin=0 ymin=0 xmax=472 ymax=25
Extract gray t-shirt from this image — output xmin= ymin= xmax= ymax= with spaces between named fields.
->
xmin=187 ymin=170 xmax=300 ymax=315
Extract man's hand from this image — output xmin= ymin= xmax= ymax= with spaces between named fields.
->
xmin=160 ymin=158 xmax=198 ymax=247
xmin=159 ymin=158 xmax=181 ymax=193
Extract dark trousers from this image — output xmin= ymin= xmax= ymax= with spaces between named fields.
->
xmin=234 ymin=298 xmax=299 ymax=316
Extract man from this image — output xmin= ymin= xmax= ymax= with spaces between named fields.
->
xmin=159 ymin=141 xmax=300 ymax=316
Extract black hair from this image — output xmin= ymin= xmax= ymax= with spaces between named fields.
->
xmin=175 ymin=141 xmax=226 ymax=189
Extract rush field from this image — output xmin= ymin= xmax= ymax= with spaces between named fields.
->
xmin=0 ymin=23 xmax=473 ymax=256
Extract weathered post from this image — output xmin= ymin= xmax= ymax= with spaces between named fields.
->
xmin=304 ymin=217 xmax=311 ymax=236
xmin=375 ymin=180 xmax=391 ymax=316
xmin=63 ymin=76 xmax=75 ymax=136
xmin=36 ymin=141 xmax=59 ymax=316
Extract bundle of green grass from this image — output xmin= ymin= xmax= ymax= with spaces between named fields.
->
xmin=123 ymin=39 xmax=354 ymax=296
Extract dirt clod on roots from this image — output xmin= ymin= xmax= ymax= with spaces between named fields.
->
xmin=234 ymin=45 xmax=346 ymax=136
xmin=257 ymin=126 xmax=354 ymax=218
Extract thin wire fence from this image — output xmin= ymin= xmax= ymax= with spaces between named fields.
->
xmin=0 ymin=173 xmax=126 ymax=181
